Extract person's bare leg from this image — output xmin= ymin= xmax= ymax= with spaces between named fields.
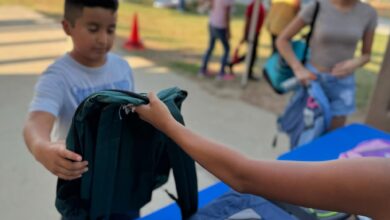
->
xmin=329 ymin=116 xmax=347 ymax=131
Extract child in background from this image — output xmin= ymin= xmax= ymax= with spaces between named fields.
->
xmin=265 ymin=0 xmax=300 ymax=53
xmin=199 ymin=0 xmax=235 ymax=80
xmin=229 ymin=0 xmax=265 ymax=81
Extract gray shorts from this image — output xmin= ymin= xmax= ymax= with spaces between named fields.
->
xmin=306 ymin=63 xmax=356 ymax=116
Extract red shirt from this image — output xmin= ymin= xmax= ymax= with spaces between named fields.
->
xmin=246 ymin=0 xmax=266 ymax=34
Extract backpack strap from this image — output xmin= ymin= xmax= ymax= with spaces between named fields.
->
xmin=160 ymin=89 xmax=198 ymax=219
xmin=302 ymin=1 xmax=320 ymax=64
xmin=107 ymin=89 xmax=149 ymax=103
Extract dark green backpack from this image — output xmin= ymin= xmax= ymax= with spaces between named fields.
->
xmin=56 ymin=87 xmax=198 ymax=220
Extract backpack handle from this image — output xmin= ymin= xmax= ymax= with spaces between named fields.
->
xmin=302 ymin=1 xmax=320 ymax=64
xmin=108 ymin=89 xmax=150 ymax=104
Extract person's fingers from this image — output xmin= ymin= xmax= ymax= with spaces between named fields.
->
xmin=57 ymin=158 xmax=88 ymax=172
xmin=56 ymin=165 xmax=86 ymax=177
xmin=134 ymin=104 xmax=147 ymax=113
xmin=51 ymin=161 xmax=87 ymax=180
xmin=309 ymin=75 xmax=317 ymax=80
xmin=60 ymin=148 xmax=82 ymax=162
xmin=56 ymin=170 xmax=83 ymax=180
xmin=147 ymin=92 xmax=158 ymax=104
xmin=54 ymin=162 xmax=87 ymax=180
xmin=331 ymin=68 xmax=342 ymax=76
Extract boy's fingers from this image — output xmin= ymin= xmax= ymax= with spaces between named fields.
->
xmin=57 ymin=158 xmax=88 ymax=171
xmin=56 ymin=170 xmax=83 ymax=180
xmin=55 ymin=165 xmax=86 ymax=178
xmin=60 ymin=148 xmax=82 ymax=162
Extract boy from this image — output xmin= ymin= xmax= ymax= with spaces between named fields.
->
xmin=23 ymin=0 xmax=134 ymax=182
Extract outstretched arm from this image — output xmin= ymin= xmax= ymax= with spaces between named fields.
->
xmin=23 ymin=111 xmax=88 ymax=180
xmin=135 ymin=93 xmax=390 ymax=219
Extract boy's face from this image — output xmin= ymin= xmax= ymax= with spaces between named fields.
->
xmin=63 ymin=7 xmax=117 ymax=67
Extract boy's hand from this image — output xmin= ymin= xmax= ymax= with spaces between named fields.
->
xmin=36 ymin=140 xmax=88 ymax=180
xmin=134 ymin=92 xmax=175 ymax=132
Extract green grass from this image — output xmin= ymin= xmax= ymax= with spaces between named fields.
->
xmin=0 ymin=0 xmax=388 ymax=110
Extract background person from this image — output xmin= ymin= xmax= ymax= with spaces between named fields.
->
xmin=276 ymin=0 xmax=377 ymax=131
xmin=199 ymin=0 xmax=235 ymax=81
xmin=229 ymin=0 xmax=266 ymax=81
xmin=265 ymin=0 xmax=300 ymax=53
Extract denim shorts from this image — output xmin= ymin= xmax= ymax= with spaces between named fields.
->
xmin=306 ymin=63 xmax=356 ymax=116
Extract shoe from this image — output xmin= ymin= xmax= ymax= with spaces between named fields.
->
xmin=198 ymin=70 xmax=209 ymax=78
xmin=228 ymin=65 xmax=235 ymax=75
xmin=198 ymin=70 xmax=212 ymax=78
xmin=248 ymin=75 xmax=260 ymax=81
xmin=216 ymin=74 xmax=235 ymax=81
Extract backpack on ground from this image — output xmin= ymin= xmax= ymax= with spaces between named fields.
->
xmin=189 ymin=190 xmax=354 ymax=220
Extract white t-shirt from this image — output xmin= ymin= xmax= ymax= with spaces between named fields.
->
xmin=29 ymin=52 xmax=135 ymax=140
xmin=209 ymin=0 xmax=234 ymax=28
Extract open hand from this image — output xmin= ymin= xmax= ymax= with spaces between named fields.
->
xmin=36 ymin=140 xmax=88 ymax=180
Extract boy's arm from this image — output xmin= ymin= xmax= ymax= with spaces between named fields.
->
xmin=23 ymin=111 xmax=88 ymax=180
xmin=135 ymin=93 xmax=390 ymax=219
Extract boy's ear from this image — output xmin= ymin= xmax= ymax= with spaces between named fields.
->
xmin=62 ymin=20 xmax=71 ymax=36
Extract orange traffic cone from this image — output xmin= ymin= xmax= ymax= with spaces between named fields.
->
xmin=123 ymin=13 xmax=144 ymax=50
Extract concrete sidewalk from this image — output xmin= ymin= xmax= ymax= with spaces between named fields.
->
xmin=0 ymin=6 xmax=288 ymax=219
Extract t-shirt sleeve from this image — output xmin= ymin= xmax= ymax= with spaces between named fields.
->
xmin=298 ymin=1 xmax=317 ymax=24
xmin=127 ymin=63 xmax=135 ymax=92
xmin=365 ymin=7 xmax=378 ymax=32
xmin=29 ymin=69 xmax=64 ymax=117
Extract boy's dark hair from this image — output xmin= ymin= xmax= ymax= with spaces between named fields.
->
xmin=64 ymin=0 xmax=119 ymax=26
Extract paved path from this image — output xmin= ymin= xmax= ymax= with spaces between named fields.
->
xmin=0 ymin=5 xmax=288 ymax=219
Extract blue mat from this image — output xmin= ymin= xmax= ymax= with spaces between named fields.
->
xmin=140 ymin=123 xmax=390 ymax=219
